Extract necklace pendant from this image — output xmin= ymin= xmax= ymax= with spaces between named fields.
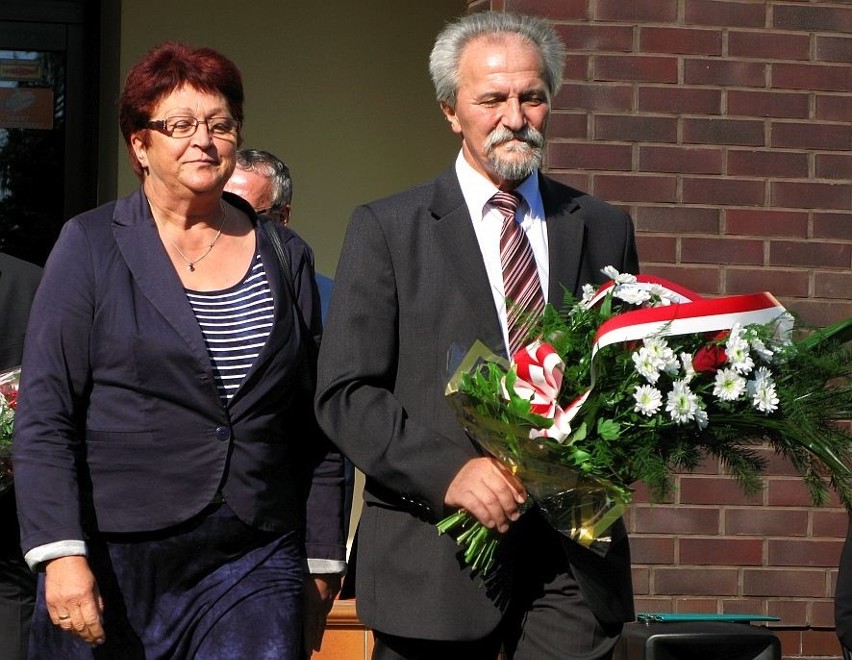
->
xmin=187 ymin=263 xmax=195 ymax=272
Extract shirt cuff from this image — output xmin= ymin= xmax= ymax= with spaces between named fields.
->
xmin=306 ymin=558 xmax=347 ymax=575
xmin=24 ymin=540 xmax=88 ymax=572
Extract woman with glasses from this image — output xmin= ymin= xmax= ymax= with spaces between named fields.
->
xmin=12 ymin=42 xmax=345 ymax=659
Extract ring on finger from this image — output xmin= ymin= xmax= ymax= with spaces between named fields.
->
xmin=58 ymin=614 xmax=71 ymax=620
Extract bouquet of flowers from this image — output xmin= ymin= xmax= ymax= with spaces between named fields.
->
xmin=0 ymin=366 xmax=21 ymax=496
xmin=438 ymin=268 xmax=852 ymax=576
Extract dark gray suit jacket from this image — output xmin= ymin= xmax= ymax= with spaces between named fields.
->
xmin=13 ymin=190 xmax=345 ymax=564
xmin=836 ymin=521 xmax=852 ymax=652
xmin=0 ymin=252 xmax=42 ymax=372
xmin=316 ymin=167 xmax=638 ymax=639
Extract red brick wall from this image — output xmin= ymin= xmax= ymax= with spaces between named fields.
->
xmin=470 ymin=1 xmax=851 ymax=658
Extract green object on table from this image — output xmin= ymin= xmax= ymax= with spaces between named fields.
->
xmin=636 ymin=613 xmax=780 ymax=624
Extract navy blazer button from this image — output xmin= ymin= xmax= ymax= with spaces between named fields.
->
xmin=215 ymin=426 xmax=231 ymax=441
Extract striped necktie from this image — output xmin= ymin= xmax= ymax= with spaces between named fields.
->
xmin=492 ymin=191 xmax=545 ymax=356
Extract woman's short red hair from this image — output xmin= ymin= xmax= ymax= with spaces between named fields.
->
xmin=119 ymin=42 xmax=244 ymax=179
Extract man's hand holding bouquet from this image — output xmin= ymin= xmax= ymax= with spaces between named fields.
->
xmin=439 ymin=268 xmax=852 ymax=576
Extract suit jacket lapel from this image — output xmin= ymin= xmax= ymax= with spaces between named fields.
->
xmin=430 ymin=167 xmax=505 ymax=352
xmin=112 ymin=189 xmax=213 ymax=371
xmin=240 ymin=217 xmax=291 ymax=386
xmin=541 ymin=175 xmax=585 ymax=307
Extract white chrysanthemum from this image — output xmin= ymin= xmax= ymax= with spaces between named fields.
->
xmin=747 ymin=366 xmax=779 ymax=413
xmin=728 ymin=323 xmax=745 ymax=342
xmin=601 ymin=265 xmax=636 ymax=285
xmin=632 ymin=347 xmax=661 ymax=384
xmin=633 ymin=384 xmax=663 ymax=416
xmin=751 ymin=365 xmax=772 ymax=383
xmin=713 ymin=368 xmax=747 ymax=401
xmin=601 ymin=265 xmax=620 ymax=280
xmin=773 ymin=313 xmax=795 ymax=346
xmin=663 ymin=358 xmax=681 ymax=377
xmin=648 ymin=283 xmax=686 ymax=306
xmin=666 ymin=380 xmax=700 ymax=424
xmin=750 ymin=337 xmax=774 ymax=362
xmin=725 ymin=325 xmax=754 ymax=375
xmin=581 ymin=283 xmax=597 ymax=303
xmin=614 ymin=284 xmax=651 ymax=306
xmin=662 ymin=350 xmax=680 ymax=375
xmin=680 ymin=352 xmax=696 ymax=382
xmin=726 ymin=334 xmax=749 ymax=358
xmin=726 ymin=342 xmax=755 ymax=375
xmin=748 ymin=378 xmax=779 ymax=414
xmin=643 ymin=336 xmax=678 ymax=374
xmin=644 ymin=336 xmax=666 ymax=356
xmin=602 ymin=265 xmax=620 ymax=280
xmin=694 ymin=407 xmax=709 ymax=430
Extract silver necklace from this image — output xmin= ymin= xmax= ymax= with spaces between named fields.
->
xmin=157 ymin=201 xmax=228 ymax=272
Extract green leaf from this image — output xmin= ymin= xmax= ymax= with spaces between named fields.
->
xmin=597 ymin=418 xmax=621 ymax=440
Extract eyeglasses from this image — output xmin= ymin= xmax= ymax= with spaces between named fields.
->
xmin=146 ymin=116 xmax=241 ymax=139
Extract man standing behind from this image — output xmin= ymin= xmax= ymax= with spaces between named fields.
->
xmin=225 ymin=149 xmax=333 ymax=324
xmin=315 ymin=11 xmax=638 ymax=660
xmin=836 ymin=522 xmax=852 ymax=658
xmin=225 ymin=148 xmax=293 ymax=226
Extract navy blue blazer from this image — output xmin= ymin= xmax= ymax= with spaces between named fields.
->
xmin=13 ymin=190 xmax=345 ymax=564
xmin=316 ymin=166 xmax=638 ymax=639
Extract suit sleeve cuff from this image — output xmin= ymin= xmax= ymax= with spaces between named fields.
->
xmin=306 ymin=558 xmax=347 ymax=575
xmin=24 ymin=540 xmax=87 ymax=571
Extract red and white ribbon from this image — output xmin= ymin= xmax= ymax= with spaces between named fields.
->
xmin=508 ymin=275 xmax=790 ymax=442
xmin=591 ymin=285 xmax=787 ymax=357
xmin=504 ymin=342 xmax=573 ymax=440
xmin=573 ymin=275 xmax=789 ymax=421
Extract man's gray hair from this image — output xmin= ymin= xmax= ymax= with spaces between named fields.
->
xmin=235 ymin=148 xmax=292 ymax=208
xmin=428 ymin=11 xmax=566 ymax=107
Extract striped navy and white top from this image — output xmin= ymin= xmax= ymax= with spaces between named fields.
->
xmin=185 ymin=253 xmax=274 ymax=403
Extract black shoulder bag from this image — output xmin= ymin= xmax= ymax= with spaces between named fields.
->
xmin=260 ymin=218 xmax=320 ymax=388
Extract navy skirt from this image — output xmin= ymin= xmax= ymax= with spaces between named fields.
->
xmin=28 ymin=502 xmax=303 ymax=659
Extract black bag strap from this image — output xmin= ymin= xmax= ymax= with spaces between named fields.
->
xmin=261 ymin=217 xmax=310 ymax=336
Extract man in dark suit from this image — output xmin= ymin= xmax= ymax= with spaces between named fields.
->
xmin=225 ymin=149 xmax=334 ymax=323
xmin=225 ymin=150 xmax=347 ymax=528
xmin=225 ymin=148 xmax=293 ymax=227
xmin=836 ymin=521 xmax=852 ymax=658
xmin=315 ymin=11 xmax=638 ymax=660
xmin=0 ymin=251 xmax=42 ymax=660
xmin=0 ymin=252 xmax=42 ymax=370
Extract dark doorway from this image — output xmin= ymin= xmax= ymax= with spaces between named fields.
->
xmin=0 ymin=1 xmax=99 ymax=266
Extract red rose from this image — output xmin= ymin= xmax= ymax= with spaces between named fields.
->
xmin=692 ymin=344 xmax=727 ymax=373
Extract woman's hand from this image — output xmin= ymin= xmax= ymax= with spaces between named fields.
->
xmin=44 ymin=555 xmax=105 ymax=647
xmin=301 ymin=573 xmax=341 ymax=655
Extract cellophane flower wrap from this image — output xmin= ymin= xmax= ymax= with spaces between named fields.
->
xmin=0 ymin=366 xmax=21 ymax=496
xmin=439 ymin=268 xmax=852 ymax=577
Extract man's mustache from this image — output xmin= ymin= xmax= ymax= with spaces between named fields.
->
xmin=485 ymin=126 xmax=545 ymax=151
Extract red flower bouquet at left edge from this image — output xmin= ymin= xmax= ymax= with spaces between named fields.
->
xmin=0 ymin=366 xmax=21 ymax=496
xmin=439 ymin=268 xmax=852 ymax=577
